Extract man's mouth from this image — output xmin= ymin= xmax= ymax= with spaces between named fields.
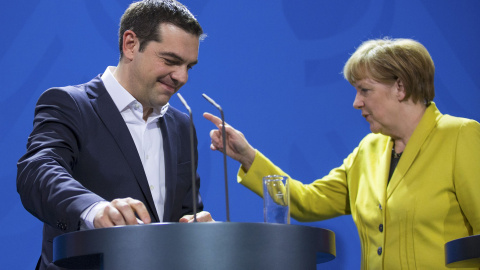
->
xmin=158 ymin=80 xmax=176 ymax=93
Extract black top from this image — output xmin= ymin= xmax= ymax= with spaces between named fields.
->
xmin=388 ymin=148 xmax=402 ymax=184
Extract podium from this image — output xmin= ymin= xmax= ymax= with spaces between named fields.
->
xmin=53 ymin=222 xmax=335 ymax=270
xmin=445 ymin=234 xmax=480 ymax=268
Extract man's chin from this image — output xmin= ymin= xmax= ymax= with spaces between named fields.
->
xmin=152 ymin=94 xmax=172 ymax=107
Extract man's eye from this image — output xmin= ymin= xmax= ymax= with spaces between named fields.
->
xmin=163 ymin=58 xmax=178 ymax=65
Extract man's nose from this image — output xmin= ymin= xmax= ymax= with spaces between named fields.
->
xmin=171 ymin=66 xmax=189 ymax=86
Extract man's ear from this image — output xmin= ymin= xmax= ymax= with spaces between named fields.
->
xmin=396 ymin=79 xmax=406 ymax=101
xmin=122 ymin=30 xmax=137 ymax=61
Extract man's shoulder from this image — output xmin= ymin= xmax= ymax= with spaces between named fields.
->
xmin=41 ymin=75 xmax=103 ymax=99
xmin=165 ymin=105 xmax=190 ymax=121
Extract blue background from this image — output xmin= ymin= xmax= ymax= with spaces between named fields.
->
xmin=2 ymin=0 xmax=479 ymax=269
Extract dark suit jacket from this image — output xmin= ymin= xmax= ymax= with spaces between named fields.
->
xmin=17 ymin=76 xmax=203 ymax=270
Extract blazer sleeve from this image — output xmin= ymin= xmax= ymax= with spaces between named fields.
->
xmin=238 ymin=150 xmax=351 ymax=222
xmin=16 ymin=87 xmax=104 ymax=232
xmin=454 ymin=119 xmax=480 ymax=233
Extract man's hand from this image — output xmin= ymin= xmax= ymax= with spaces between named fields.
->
xmin=179 ymin=211 xmax=214 ymax=223
xmin=93 ymin=197 xmax=151 ymax=228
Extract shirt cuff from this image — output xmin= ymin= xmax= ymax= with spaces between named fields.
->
xmin=80 ymin=201 xmax=109 ymax=230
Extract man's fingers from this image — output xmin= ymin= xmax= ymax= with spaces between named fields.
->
xmin=94 ymin=204 xmax=119 ymax=228
xmin=111 ymin=198 xmax=137 ymax=225
xmin=94 ymin=198 xmax=151 ymax=228
xmin=126 ymin=198 xmax=151 ymax=224
xmin=179 ymin=214 xmax=193 ymax=223
xmin=179 ymin=211 xmax=214 ymax=223
xmin=195 ymin=211 xmax=214 ymax=222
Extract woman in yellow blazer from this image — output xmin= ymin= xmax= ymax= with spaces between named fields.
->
xmin=204 ymin=38 xmax=480 ymax=269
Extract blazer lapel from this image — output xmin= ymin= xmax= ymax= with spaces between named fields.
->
xmin=376 ymin=138 xmax=393 ymax=206
xmin=159 ymin=110 xmax=178 ymax=222
xmin=85 ymin=77 xmax=160 ymax=222
xmin=387 ymin=103 xmax=440 ymax=198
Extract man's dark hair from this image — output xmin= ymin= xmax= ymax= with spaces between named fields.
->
xmin=119 ymin=0 xmax=204 ymax=57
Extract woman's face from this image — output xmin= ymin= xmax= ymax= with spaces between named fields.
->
xmin=352 ymin=78 xmax=402 ymax=135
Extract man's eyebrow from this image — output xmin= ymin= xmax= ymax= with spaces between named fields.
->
xmin=158 ymin=52 xmax=198 ymax=66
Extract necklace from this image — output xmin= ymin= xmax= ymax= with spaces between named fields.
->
xmin=392 ymin=148 xmax=403 ymax=159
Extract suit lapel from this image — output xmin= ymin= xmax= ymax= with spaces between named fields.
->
xmin=387 ymin=103 xmax=440 ymax=198
xmin=85 ymin=77 xmax=160 ymax=222
xmin=159 ymin=110 xmax=178 ymax=222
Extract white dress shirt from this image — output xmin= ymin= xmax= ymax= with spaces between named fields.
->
xmin=81 ymin=66 xmax=168 ymax=228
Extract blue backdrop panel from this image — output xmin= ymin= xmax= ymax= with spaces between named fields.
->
xmin=2 ymin=0 xmax=479 ymax=269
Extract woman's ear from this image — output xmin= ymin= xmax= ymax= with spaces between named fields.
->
xmin=396 ymin=79 xmax=406 ymax=101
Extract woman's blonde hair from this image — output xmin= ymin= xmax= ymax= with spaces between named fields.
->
xmin=343 ymin=38 xmax=435 ymax=104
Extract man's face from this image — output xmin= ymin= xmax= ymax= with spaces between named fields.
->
xmin=129 ymin=23 xmax=200 ymax=109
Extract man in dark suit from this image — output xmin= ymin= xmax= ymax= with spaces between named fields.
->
xmin=16 ymin=1 xmax=212 ymax=269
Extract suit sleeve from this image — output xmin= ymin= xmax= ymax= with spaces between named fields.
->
xmin=454 ymin=119 xmax=480 ymax=234
xmin=16 ymin=88 xmax=104 ymax=232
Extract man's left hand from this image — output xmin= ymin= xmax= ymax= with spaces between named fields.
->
xmin=179 ymin=211 xmax=214 ymax=223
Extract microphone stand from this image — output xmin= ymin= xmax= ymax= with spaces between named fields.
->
xmin=176 ymin=93 xmax=197 ymax=222
xmin=202 ymin=93 xmax=230 ymax=222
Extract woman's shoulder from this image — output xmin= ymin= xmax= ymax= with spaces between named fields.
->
xmin=438 ymin=114 xmax=480 ymax=133
xmin=359 ymin=132 xmax=390 ymax=147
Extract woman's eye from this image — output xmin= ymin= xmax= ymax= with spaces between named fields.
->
xmin=361 ymin=88 xmax=372 ymax=94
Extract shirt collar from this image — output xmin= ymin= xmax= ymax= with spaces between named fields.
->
xmin=101 ymin=66 xmax=169 ymax=117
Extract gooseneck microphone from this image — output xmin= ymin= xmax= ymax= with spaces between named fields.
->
xmin=202 ymin=93 xmax=230 ymax=222
xmin=176 ymin=93 xmax=198 ymax=222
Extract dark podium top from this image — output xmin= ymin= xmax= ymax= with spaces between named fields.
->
xmin=445 ymin=234 xmax=480 ymax=268
xmin=53 ymin=222 xmax=336 ymax=270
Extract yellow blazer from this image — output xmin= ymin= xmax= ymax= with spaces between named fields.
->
xmin=238 ymin=103 xmax=480 ymax=269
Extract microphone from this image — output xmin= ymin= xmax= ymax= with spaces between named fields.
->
xmin=176 ymin=93 xmax=198 ymax=222
xmin=202 ymin=93 xmax=230 ymax=222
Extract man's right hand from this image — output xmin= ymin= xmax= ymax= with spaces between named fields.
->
xmin=93 ymin=197 xmax=151 ymax=228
